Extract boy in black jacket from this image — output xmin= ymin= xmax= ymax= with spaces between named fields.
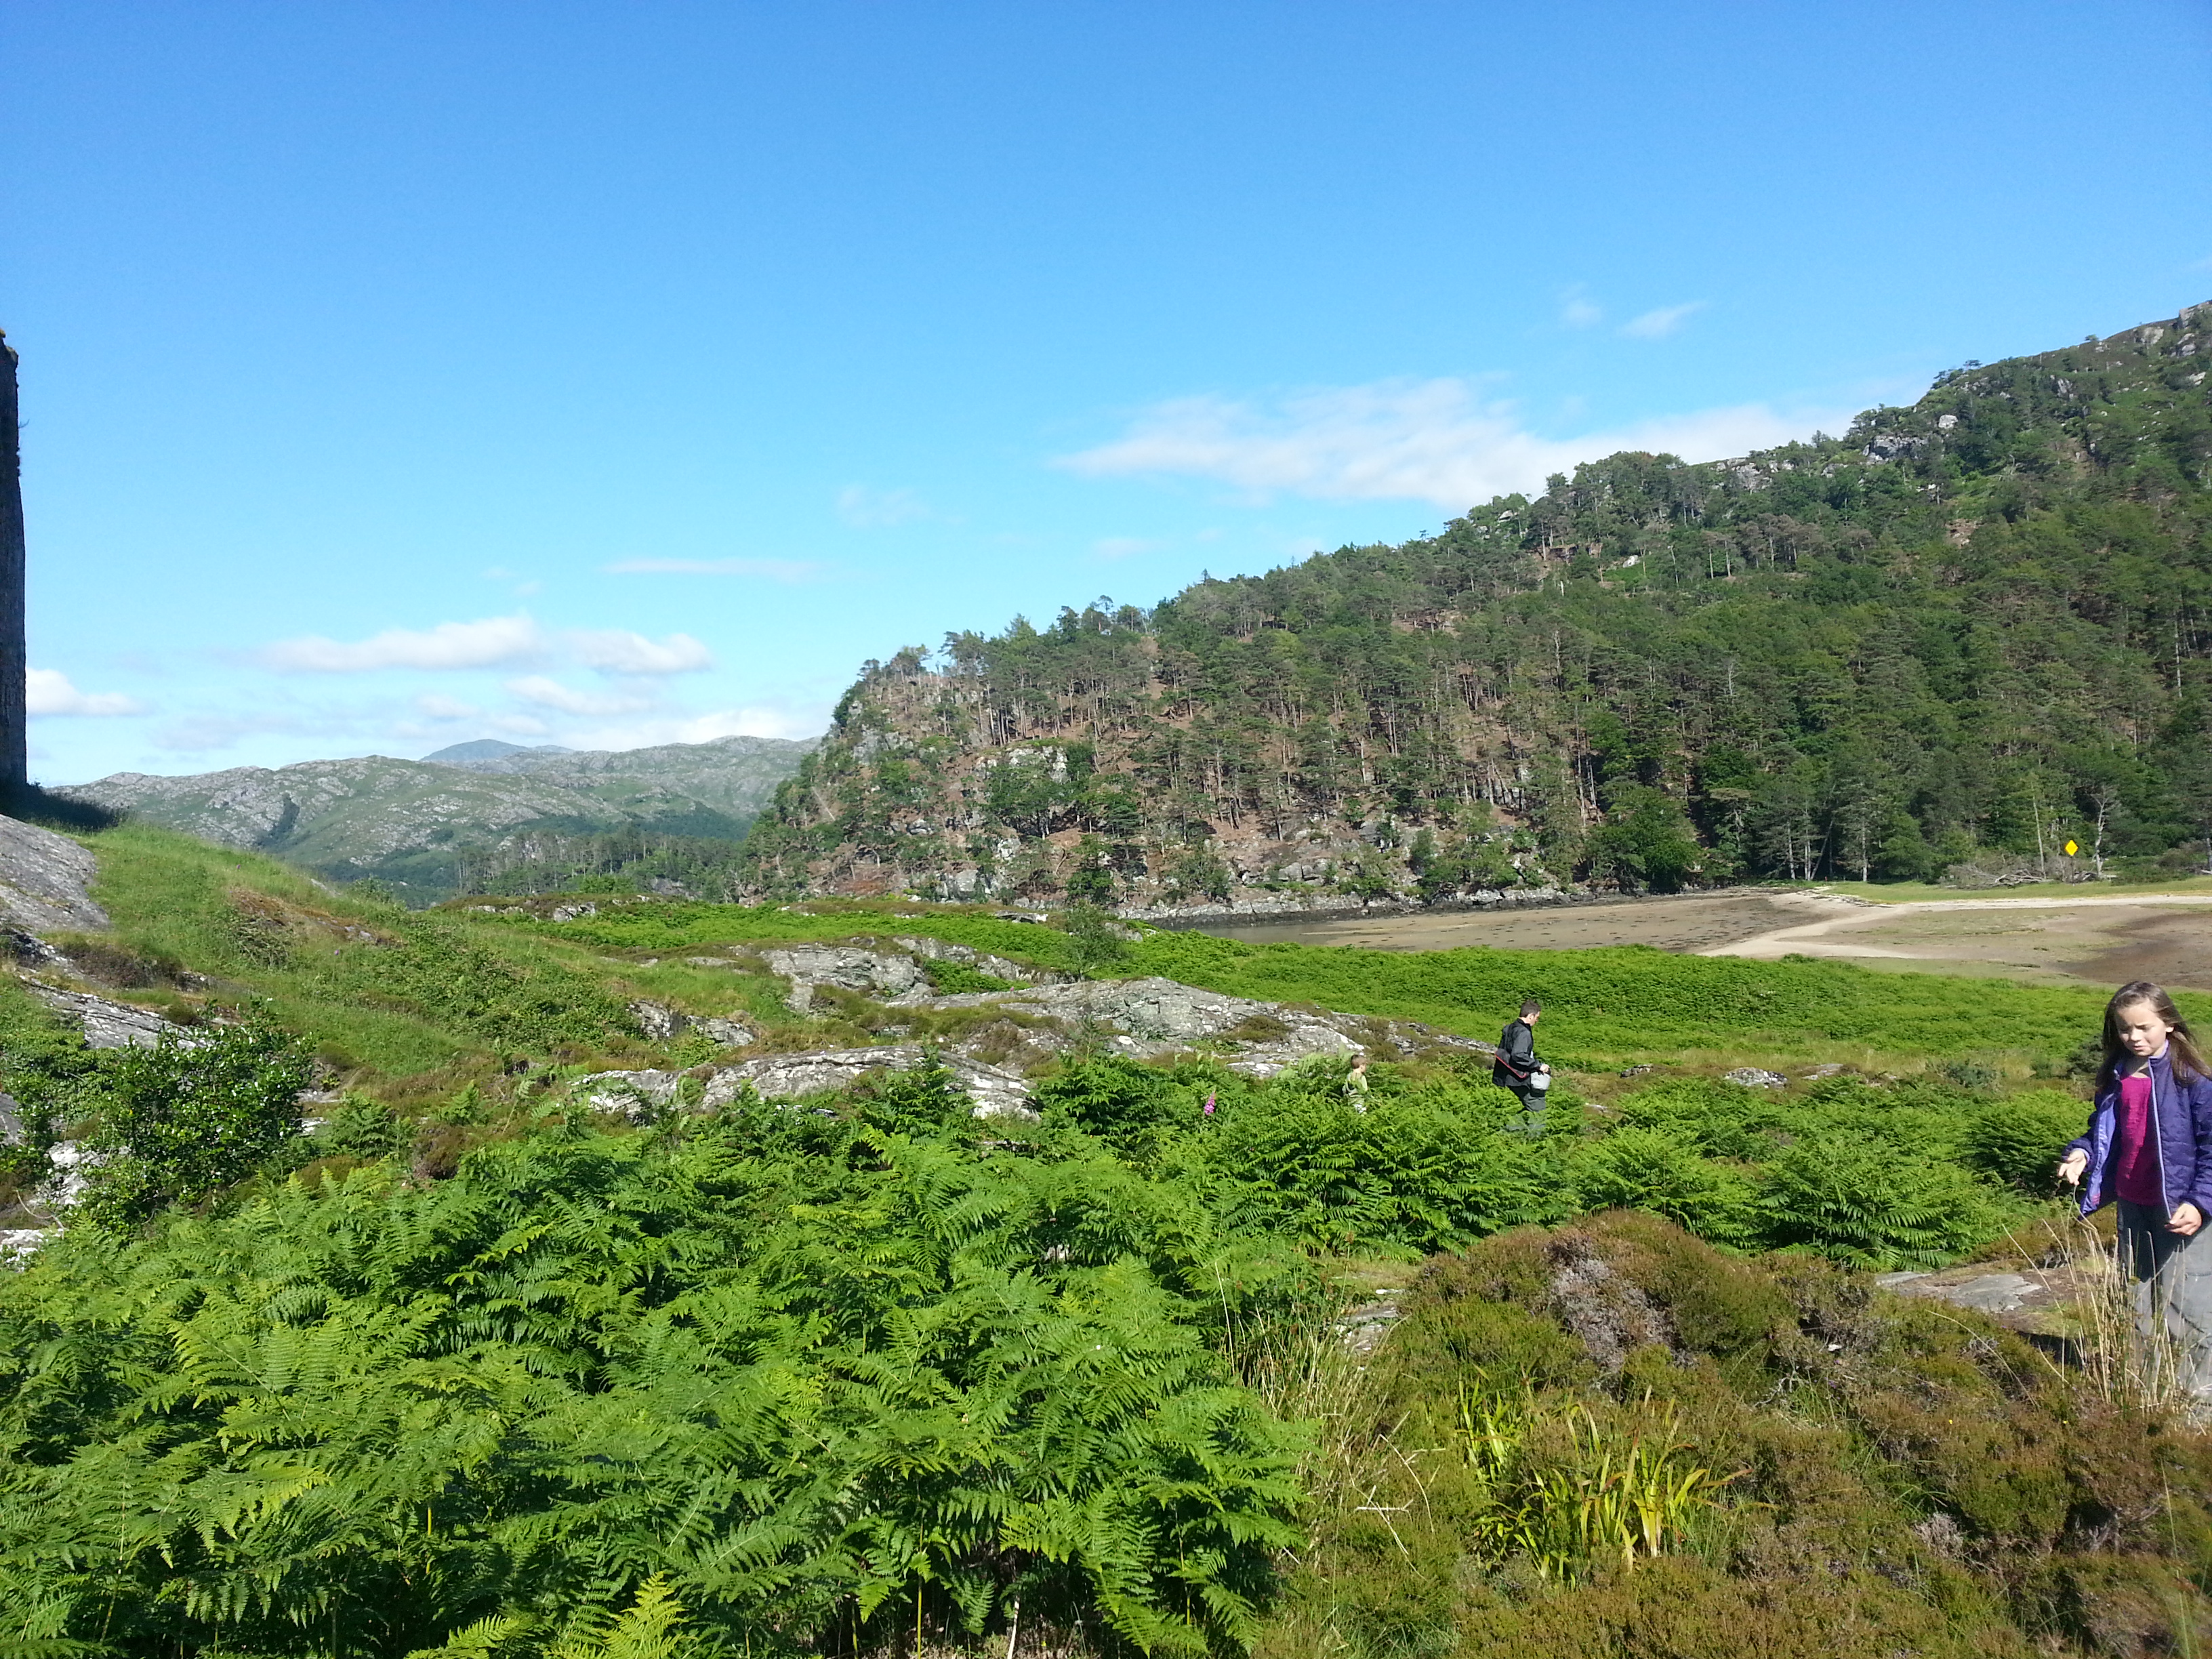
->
xmin=1493 ymin=999 xmax=1549 ymax=1128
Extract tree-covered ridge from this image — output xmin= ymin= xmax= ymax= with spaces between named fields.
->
xmin=743 ymin=304 xmax=2212 ymax=904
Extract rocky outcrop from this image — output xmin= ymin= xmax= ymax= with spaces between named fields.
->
xmin=571 ymin=1047 xmax=1036 ymax=1121
xmin=702 ymin=1048 xmax=1035 ymax=1119
xmin=761 ymin=938 xmax=1054 ymax=1013
xmin=628 ymin=1000 xmax=753 ymax=1047
xmin=24 ymin=985 xmax=186 ymax=1048
xmin=0 ymin=815 xmax=107 ymax=932
xmin=921 ymin=977 xmax=1361 ymax=1077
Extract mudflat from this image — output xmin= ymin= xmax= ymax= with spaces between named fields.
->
xmin=1197 ymin=892 xmax=1828 ymax=954
xmin=1193 ymin=890 xmax=2212 ymax=992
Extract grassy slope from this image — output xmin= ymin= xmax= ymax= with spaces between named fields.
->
xmin=36 ymin=826 xmax=683 ymax=1083
xmin=495 ymin=893 xmax=2212 ymax=1071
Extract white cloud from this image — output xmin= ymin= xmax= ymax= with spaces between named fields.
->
xmin=28 ymin=668 xmax=142 ymax=717
xmin=505 ymin=676 xmax=653 ymax=716
xmin=605 ymin=557 xmax=825 ymax=581
xmin=1559 ymin=287 xmax=1603 ymax=329
xmin=556 ymin=704 xmax=829 ymax=752
xmin=262 ymin=615 xmax=548 ymax=672
xmin=566 ymin=630 xmax=713 ymax=675
xmin=1619 ymin=302 xmax=1706 ymax=340
xmin=1057 ymin=379 xmax=1853 ymax=510
xmin=415 ymin=693 xmax=484 ymax=720
xmin=836 ymin=485 xmax=930 ymax=527
xmin=260 ymin=615 xmax=713 ymax=677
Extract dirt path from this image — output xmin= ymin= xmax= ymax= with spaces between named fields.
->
xmin=1195 ymin=890 xmax=2212 ymax=991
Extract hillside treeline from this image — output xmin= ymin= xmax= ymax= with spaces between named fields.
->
xmin=742 ymin=304 xmax=2212 ymax=903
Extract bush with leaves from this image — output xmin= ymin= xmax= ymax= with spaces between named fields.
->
xmin=71 ymin=1015 xmax=314 ymax=1231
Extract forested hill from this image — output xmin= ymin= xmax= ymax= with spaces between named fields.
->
xmin=742 ymin=304 xmax=2212 ymax=909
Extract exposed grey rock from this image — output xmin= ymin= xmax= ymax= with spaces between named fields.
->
xmin=701 ymin=1047 xmax=1035 ymax=1120
xmin=573 ymin=1069 xmax=687 ymax=1118
xmin=0 ymin=1229 xmax=49 ymax=1267
xmin=764 ymin=944 xmax=928 ymax=1011
xmin=24 ymin=985 xmax=186 ymax=1049
xmin=37 ymin=1141 xmax=104 ymax=1210
xmin=1894 ymin=1272 xmax=2043 ymax=1315
xmin=890 ymin=935 xmax=1047 ymax=983
xmin=1723 ymin=1067 xmax=1788 ymax=1089
xmin=0 ymin=815 xmax=108 ymax=931
xmin=549 ymin=902 xmax=598 ymax=922
xmin=924 ymin=977 xmax=1359 ymax=1078
xmin=629 ymin=1000 xmax=687 ymax=1042
xmin=0 ymin=1092 xmax=23 ymax=1147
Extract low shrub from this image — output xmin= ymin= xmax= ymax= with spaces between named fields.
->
xmin=72 ymin=1015 xmax=316 ymax=1232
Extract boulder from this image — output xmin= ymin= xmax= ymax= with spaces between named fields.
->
xmin=0 ymin=815 xmax=108 ymax=932
xmin=702 ymin=1047 xmax=1035 ymax=1120
xmin=924 ymin=977 xmax=1359 ymax=1078
xmin=25 ymin=985 xmax=186 ymax=1049
xmin=762 ymin=944 xmax=929 ymax=1010
xmin=37 ymin=1141 xmax=104 ymax=1210
xmin=572 ymin=1069 xmax=687 ymax=1118
xmin=1723 ymin=1067 xmax=1788 ymax=1089
xmin=628 ymin=1000 xmax=754 ymax=1048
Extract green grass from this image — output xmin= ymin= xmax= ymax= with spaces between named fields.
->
xmin=68 ymin=834 xmax=2208 ymax=1086
xmin=1797 ymin=874 xmax=2212 ymax=903
xmin=58 ymin=825 xmax=656 ymax=1079
xmin=465 ymin=888 xmax=2212 ymax=1071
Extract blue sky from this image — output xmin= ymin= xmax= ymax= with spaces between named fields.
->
xmin=7 ymin=1 xmax=2209 ymax=783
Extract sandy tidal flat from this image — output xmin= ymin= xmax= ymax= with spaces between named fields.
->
xmin=1195 ymin=890 xmax=2212 ymax=991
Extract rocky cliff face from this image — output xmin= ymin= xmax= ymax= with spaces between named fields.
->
xmin=739 ymin=303 xmax=2212 ymax=912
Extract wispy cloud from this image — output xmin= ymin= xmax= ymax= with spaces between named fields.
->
xmin=1619 ymin=302 xmax=1706 ymax=340
xmin=259 ymin=615 xmax=714 ymax=676
xmin=1559 ymin=286 xmax=1603 ymax=329
xmin=836 ymin=485 xmax=931 ymax=528
xmin=556 ymin=704 xmax=828 ymax=752
xmin=28 ymin=668 xmax=142 ymax=718
xmin=604 ymin=557 xmax=825 ymax=581
xmin=415 ymin=693 xmax=484 ymax=720
xmin=563 ymin=630 xmax=713 ymax=675
xmin=1058 ymin=378 xmax=1852 ymax=510
xmin=504 ymin=676 xmax=653 ymax=716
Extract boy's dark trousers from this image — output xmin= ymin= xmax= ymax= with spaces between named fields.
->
xmin=1501 ymin=1080 xmax=1544 ymax=1132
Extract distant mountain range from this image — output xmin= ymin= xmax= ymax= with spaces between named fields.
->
xmin=62 ymin=733 xmax=818 ymax=897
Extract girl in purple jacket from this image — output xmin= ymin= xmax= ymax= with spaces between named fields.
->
xmin=2058 ymin=980 xmax=2212 ymax=1399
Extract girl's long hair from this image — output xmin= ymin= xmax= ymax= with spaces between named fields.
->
xmin=2102 ymin=981 xmax=2209 ymax=1084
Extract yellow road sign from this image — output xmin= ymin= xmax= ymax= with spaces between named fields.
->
xmin=2064 ymin=840 xmax=2079 ymax=857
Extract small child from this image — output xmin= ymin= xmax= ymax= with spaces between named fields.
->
xmin=1345 ymin=1053 xmax=1370 ymax=1114
xmin=2058 ymin=980 xmax=2212 ymax=1400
